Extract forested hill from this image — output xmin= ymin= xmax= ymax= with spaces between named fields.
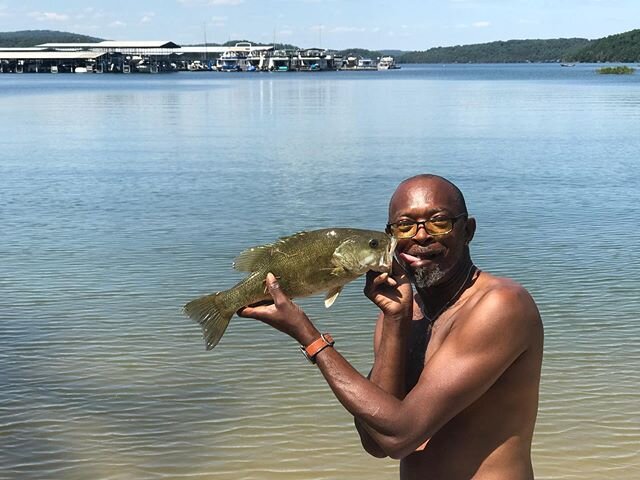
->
xmin=564 ymin=29 xmax=640 ymax=62
xmin=3 ymin=28 xmax=640 ymax=63
xmin=0 ymin=30 xmax=103 ymax=47
xmin=399 ymin=38 xmax=590 ymax=63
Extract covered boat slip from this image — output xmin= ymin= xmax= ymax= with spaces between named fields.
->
xmin=0 ymin=41 xmax=183 ymax=74
xmin=0 ymin=51 xmax=107 ymax=73
xmin=0 ymin=41 xmax=273 ymax=73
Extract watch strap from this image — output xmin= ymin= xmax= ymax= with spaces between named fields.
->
xmin=300 ymin=333 xmax=334 ymax=364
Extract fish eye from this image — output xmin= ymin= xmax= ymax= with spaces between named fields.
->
xmin=369 ymin=239 xmax=379 ymax=248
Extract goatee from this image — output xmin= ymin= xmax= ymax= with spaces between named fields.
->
xmin=412 ymin=265 xmax=446 ymax=288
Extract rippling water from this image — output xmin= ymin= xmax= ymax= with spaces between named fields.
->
xmin=1 ymin=64 xmax=639 ymax=479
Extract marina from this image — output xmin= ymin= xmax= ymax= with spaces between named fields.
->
xmin=0 ymin=40 xmax=401 ymax=74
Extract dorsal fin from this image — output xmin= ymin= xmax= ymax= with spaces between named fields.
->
xmin=233 ymin=231 xmax=308 ymax=272
xmin=233 ymin=245 xmax=275 ymax=272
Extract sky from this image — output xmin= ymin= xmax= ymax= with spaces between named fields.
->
xmin=0 ymin=1 xmax=638 ymax=51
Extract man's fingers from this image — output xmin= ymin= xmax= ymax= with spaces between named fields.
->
xmin=265 ymin=272 xmax=288 ymax=307
xmin=365 ymin=271 xmax=392 ymax=297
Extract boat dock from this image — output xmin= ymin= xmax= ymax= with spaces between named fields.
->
xmin=0 ymin=40 xmax=400 ymax=74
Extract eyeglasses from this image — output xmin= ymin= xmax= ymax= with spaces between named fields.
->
xmin=386 ymin=213 xmax=467 ymax=239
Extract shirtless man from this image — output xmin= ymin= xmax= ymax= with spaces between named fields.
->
xmin=238 ymin=174 xmax=543 ymax=479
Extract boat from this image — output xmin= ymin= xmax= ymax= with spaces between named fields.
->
xmin=295 ymin=48 xmax=329 ymax=71
xmin=216 ymin=45 xmax=250 ymax=72
xmin=357 ymin=57 xmax=375 ymax=69
xmin=377 ymin=55 xmax=401 ymax=70
xmin=216 ymin=51 xmax=246 ymax=71
xmin=560 ymin=63 xmax=575 ymax=67
xmin=341 ymin=55 xmax=376 ymax=70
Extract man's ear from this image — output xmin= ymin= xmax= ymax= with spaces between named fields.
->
xmin=464 ymin=217 xmax=476 ymax=245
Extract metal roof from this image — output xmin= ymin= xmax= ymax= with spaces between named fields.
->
xmin=0 ymin=51 xmax=106 ymax=60
xmin=173 ymin=46 xmax=229 ymax=54
xmin=38 ymin=41 xmax=181 ymax=49
xmin=0 ymin=47 xmax=47 ymax=51
xmin=175 ymin=45 xmax=274 ymax=54
xmin=98 ymin=41 xmax=180 ymax=48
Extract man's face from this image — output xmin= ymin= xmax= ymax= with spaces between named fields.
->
xmin=388 ymin=179 xmax=471 ymax=288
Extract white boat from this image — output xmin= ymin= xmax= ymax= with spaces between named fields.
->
xmin=216 ymin=42 xmax=255 ymax=71
xmin=377 ymin=55 xmax=401 ymax=70
xmin=341 ymin=56 xmax=377 ymax=70
xmin=358 ymin=57 xmax=375 ymax=69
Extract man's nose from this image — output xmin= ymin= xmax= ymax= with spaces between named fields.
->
xmin=412 ymin=224 xmax=432 ymax=242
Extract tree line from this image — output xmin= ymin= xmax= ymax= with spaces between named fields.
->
xmin=2 ymin=28 xmax=640 ymax=63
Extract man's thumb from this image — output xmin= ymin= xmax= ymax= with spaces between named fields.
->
xmin=265 ymin=273 xmax=286 ymax=304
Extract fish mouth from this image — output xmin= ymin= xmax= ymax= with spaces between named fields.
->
xmin=372 ymin=236 xmax=396 ymax=273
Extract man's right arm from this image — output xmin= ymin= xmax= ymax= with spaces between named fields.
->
xmin=355 ymin=310 xmax=412 ymax=457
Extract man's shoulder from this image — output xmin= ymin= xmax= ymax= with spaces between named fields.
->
xmin=436 ymin=272 xmax=543 ymax=366
xmin=466 ymin=272 xmax=542 ymax=338
xmin=476 ymin=273 xmax=536 ymax=310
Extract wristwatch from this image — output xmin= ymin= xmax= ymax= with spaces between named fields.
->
xmin=300 ymin=333 xmax=335 ymax=364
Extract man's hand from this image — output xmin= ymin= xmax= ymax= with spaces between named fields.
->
xmin=237 ymin=273 xmax=320 ymax=345
xmin=364 ymin=260 xmax=413 ymax=320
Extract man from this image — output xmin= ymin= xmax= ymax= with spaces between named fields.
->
xmin=238 ymin=174 xmax=543 ymax=479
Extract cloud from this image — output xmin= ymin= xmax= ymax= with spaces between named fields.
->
xmin=313 ymin=25 xmax=373 ymax=34
xmin=140 ymin=12 xmax=155 ymax=24
xmin=75 ymin=8 xmax=105 ymax=20
xmin=109 ymin=20 xmax=127 ymax=28
xmin=278 ymin=29 xmax=293 ymax=37
xmin=210 ymin=15 xmax=227 ymax=26
xmin=330 ymin=26 xmax=367 ymax=33
xmin=29 ymin=11 xmax=69 ymax=22
xmin=472 ymin=21 xmax=490 ymax=28
xmin=178 ymin=0 xmax=244 ymax=5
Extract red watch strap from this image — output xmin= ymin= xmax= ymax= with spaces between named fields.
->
xmin=303 ymin=333 xmax=334 ymax=363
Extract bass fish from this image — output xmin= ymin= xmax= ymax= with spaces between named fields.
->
xmin=184 ymin=228 xmax=396 ymax=350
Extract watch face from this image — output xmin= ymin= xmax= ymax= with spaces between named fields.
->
xmin=300 ymin=345 xmax=315 ymax=363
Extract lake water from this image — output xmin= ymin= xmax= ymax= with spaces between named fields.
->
xmin=1 ymin=64 xmax=639 ymax=479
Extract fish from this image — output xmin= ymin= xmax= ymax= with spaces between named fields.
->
xmin=184 ymin=228 xmax=396 ymax=350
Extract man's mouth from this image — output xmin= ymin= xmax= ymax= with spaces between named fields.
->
xmin=398 ymin=250 xmax=443 ymax=267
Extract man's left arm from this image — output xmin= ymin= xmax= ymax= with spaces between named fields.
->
xmin=239 ymin=275 xmax=541 ymax=460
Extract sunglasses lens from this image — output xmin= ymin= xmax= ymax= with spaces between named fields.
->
xmin=426 ymin=219 xmax=453 ymax=235
xmin=392 ymin=223 xmax=417 ymax=239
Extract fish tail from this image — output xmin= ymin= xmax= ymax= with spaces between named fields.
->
xmin=183 ymin=292 xmax=233 ymax=351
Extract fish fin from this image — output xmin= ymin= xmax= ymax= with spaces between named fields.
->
xmin=233 ymin=245 xmax=274 ymax=272
xmin=233 ymin=231 xmax=308 ymax=272
xmin=324 ymin=286 xmax=343 ymax=308
xmin=183 ymin=293 xmax=233 ymax=350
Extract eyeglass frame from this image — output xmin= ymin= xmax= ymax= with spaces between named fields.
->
xmin=386 ymin=213 xmax=468 ymax=239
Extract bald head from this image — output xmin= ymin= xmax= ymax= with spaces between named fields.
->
xmin=389 ymin=174 xmax=467 ymax=222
